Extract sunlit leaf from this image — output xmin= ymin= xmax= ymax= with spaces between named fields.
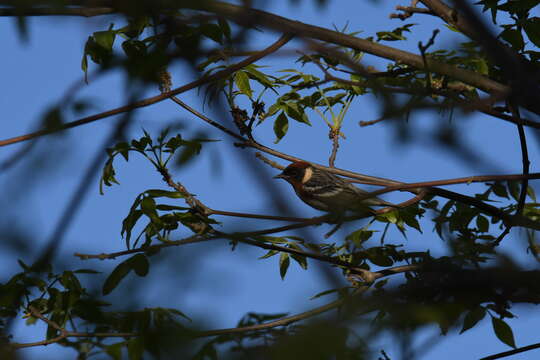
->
xmin=234 ymin=71 xmax=253 ymax=98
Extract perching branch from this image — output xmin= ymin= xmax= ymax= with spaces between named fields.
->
xmin=168 ymin=96 xmax=540 ymax=230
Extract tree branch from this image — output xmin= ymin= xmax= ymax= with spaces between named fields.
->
xmin=186 ymin=1 xmax=518 ymax=104
xmin=193 ymin=295 xmax=349 ymax=338
xmin=390 ymin=5 xmax=435 ymax=20
xmin=480 ymin=342 xmax=540 ymax=360
xmin=11 ymin=306 xmax=137 ymax=349
xmin=0 ymin=33 xmax=293 ymax=147
xmin=0 ymin=7 xmax=116 ymax=17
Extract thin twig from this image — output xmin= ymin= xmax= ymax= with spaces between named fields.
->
xmin=359 ymin=117 xmax=387 ymax=127
xmin=193 ymin=262 xmax=427 ymax=338
xmin=390 ymin=5 xmax=435 ymax=20
xmin=74 ymin=234 xmax=213 ymax=260
xmin=170 ymin=96 xmax=244 ymax=141
xmin=418 ymin=29 xmax=440 ymax=91
xmin=193 ymin=296 xmax=348 ymax=337
xmin=328 ymin=129 xmax=340 ymax=168
xmin=492 ymin=101 xmax=530 ymax=246
xmin=11 ymin=306 xmax=137 ymax=349
xmin=480 ymin=342 xmax=540 ymax=360
xmin=158 ymin=166 xmax=211 ymax=215
xmin=255 ymin=152 xmax=284 ymax=170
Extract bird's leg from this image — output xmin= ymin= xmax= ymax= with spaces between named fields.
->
xmin=324 ymin=212 xmax=344 ymax=238
xmin=324 ymin=222 xmax=343 ymax=238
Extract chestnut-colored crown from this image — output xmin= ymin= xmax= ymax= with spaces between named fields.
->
xmin=286 ymin=161 xmax=311 ymax=170
xmin=276 ymin=161 xmax=312 ymax=183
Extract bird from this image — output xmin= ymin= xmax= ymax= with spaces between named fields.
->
xmin=274 ymin=161 xmax=395 ymax=214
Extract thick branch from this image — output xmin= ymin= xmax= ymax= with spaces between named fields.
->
xmin=186 ymin=1 xmax=512 ymax=99
xmin=419 ymin=0 xmax=479 ymax=40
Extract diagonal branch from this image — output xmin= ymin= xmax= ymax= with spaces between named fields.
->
xmin=480 ymin=342 xmax=540 ymax=360
xmin=193 ymin=295 xmax=348 ymax=338
xmin=0 ymin=33 xmax=293 ymax=147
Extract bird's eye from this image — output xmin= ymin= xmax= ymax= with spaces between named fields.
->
xmin=286 ymin=169 xmax=297 ymax=176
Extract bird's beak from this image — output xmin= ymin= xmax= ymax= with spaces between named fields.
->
xmin=273 ymin=173 xmax=286 ymax=180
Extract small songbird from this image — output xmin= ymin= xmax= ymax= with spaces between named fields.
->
xmin=274 ymin=161 xmax=395 ymax=214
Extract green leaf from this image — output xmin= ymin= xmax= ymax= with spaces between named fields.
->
xmin=81 ymin=54 xmax=88 ymax=82
xmin=122 ymin=209 xmax=143 ymax=249
xmin=200 ymin=23 xmax=223 ymax=44
xmin=42 ymin=106 xmax=64 ymax=130
xmin=234 ymin=71 xmax=253 ymax=98
xmin=291 ymin=254 xmax=308 ymax=270
xmin=74 ymin=269 xmax=101 ymax=274
xmin=279 ymin=253 xmax=290 ymax=280
xmin=114 ymin=141 xmax=131 ymax=161
xmin=367 ymin=248 xmax=394 ymax=267
xmin=507 ymin=181 xmax=521 ymax=202
xmin=127 ymin=337 xmax=145 ymax=360
xmin=476 ymin=215 xmax=489 ymax=233
xmin=100 ymin=158 xmax=120 ymax=194
xmin=122 ymin=39 xmax=147 ymax=58
xmin=460 ymin=306 xmax=486 ymax=334
xmin=499 ymin=28 xmax=524 ymax=50
xmin=218 ymin=18 xmax=231 ymax=41
xmin=527 ymin=185 xmax=537 ymax=202
xmin=346 ymin=228 xmax=374 ymax=246
xmin=60 ymin=271 xmax=83 ymax=292
xmin=310 ymin=288 xmax=341 ymax=300
xmin=491 ymin=316 xmax=516 ymax=348
xmin=105 ymin=342 xmax=123 ymax=360
xmin=102 ymin=259 xmax=132 ymax=295
xmin=141 ymin=196 xmax=160 ymax=223
xmin=284 ymin=102 xmax=311 ymax=125
xmin=273 ymin=112 xmax=289 ymax=143
xmin=492 ymin=182 xmax=509 ymax=199
xmin=145 ymin=189 xmax=185 ymax=199
xmin=244 ymin=65 xmax=275 ymax=89
xmin=259 ymin=250 xmax=279 ymax=259
xmin=93 ymin=28 xmax=116 ymax=51
xmin=524 ymin=17 xmax=540 ymax=47
xmin=129 ymin=254 xmax=149 ymax=277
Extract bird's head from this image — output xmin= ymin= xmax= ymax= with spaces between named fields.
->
xmin=274 ymin=161 xmax=313 ymax=184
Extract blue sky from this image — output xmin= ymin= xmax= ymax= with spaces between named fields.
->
xmin=2 ymin=1 xmax=540 ymax=359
